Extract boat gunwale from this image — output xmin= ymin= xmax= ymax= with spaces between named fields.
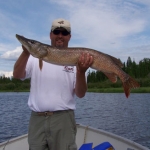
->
xmin=77 ymin=124 xmax=150 ymax=150
xmin=0 ymin=134 xmax=28 ymax=148
xmin=0 ymin=124 xmax=149 ymax=150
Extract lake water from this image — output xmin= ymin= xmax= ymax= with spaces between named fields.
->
xmin=0 ymin=92 xmax=150 ymax=149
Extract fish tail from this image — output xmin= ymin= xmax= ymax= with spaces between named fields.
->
xmin=122 ymin=76 xmax=140 ymax=98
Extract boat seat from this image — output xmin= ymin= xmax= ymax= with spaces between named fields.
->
xmin=93 ymin=142 xmax=114 ymax=150
xmin=79 ymin=143 xmax=93 ymax=150
xmin=79 ymin=142 xmax=114 ymax=150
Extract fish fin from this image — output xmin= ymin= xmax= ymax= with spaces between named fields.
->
xmin=106 ymin=54 xmax=123 ymax=68
xmin=122 ymin=76 xmax=140 ymax=98
xmin=39 ymin=59 xmax=43 ymax=70
xmin=103 ymin=72 xmax=117 ymax=83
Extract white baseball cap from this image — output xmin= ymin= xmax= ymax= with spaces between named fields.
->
xmin=51 ymin=18 xmax=71 ymax=32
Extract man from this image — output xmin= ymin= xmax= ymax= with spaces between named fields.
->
xmin=13 ymin=18 xmax=93 ymax=150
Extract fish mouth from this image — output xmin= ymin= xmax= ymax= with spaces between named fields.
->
xmin=16 ymin=34 xmax=24 ymax=43
xmin=16 ymin=34 xmax=27 ymax=46
xmin=16 ymin=34 xmax=22 ymax=40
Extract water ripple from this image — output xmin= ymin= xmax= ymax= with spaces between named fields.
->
xmin=0 ymin=92 xmax=150 ymax=149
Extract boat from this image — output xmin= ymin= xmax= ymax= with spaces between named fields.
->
xmin=0 ymin=124 xmax=149 ymax=150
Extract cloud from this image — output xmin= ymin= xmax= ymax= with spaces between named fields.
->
xmin=0 ymin=71 xmax=13 ymax=77
xmin=48 ymin=0 xmax=150 ymax=63
xmin=0 ymin=46 xmax=22 ymax=60
xmin=0 ymin=0 xmax=150 ymax=76
xmin=51 ymin=0 xmax=147 ymax=49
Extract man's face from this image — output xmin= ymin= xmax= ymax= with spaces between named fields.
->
xmin=50 ymin=28 xmax=71 ymax=48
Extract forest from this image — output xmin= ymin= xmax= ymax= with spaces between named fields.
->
xmin=0 ymin=57 xmax=150 ymax=91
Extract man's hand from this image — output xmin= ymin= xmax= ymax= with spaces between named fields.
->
xmin=22 ymin=45 xmax=30 ymax=55
xmin=77 ymin=53 xmax=93 ymax=74
xmin=75 ymin=53 xmax=93 ymax=98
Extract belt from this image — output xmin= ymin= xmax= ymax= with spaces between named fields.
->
xmin=37 ymin=111 xmax=54 ymax=116
xmin=36 ymin=110 xmax=72 ymax=117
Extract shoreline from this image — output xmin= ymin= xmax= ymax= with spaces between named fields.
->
xmin=88 ymin=87 xmax=150 ymax=93
xmin=0 ymin=87 xmax=150 ymax=93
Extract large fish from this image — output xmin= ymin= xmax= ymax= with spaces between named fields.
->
xmin=16 ymin=34 xmax=140 ymax=98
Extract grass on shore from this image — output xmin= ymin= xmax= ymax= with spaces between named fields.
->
xmin=87 ymin=87 xmax=150 ymax=93
xmin=0 ymin=87 xmax=150 ymax=93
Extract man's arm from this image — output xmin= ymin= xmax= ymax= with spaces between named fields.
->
xmin=13 ymin=46 xmax=30 ymax=79
xmin=75 ymin=53 xmax=93 ymax=98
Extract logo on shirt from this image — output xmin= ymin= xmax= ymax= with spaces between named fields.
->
xmin=63 ymin=66 xmax=74 ymax=73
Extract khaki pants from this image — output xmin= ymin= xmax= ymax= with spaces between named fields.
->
xmin=28 ymin=110 xmax=77 ymax=150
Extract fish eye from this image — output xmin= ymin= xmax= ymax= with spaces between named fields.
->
xmin=29 ymin=40 xmax=35 ymax=44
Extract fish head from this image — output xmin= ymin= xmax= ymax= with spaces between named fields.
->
xmin=16 ymin=34 xmax=48 ymax=58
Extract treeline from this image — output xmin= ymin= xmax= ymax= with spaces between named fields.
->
xmin=0 ymin=57 xmax=150 ymax=91
xmin=0 ymin=77 xmax=30 ymax=91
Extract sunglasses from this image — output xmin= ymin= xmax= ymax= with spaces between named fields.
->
xmin=52 ymin=30 xmax=70 ymax=36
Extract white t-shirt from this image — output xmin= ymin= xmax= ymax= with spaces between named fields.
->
xmin=24 ymin=56 xmax=77 ymax=112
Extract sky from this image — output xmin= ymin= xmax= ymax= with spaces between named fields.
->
xmin=0 ymin=0 xmax=150 ymax=77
